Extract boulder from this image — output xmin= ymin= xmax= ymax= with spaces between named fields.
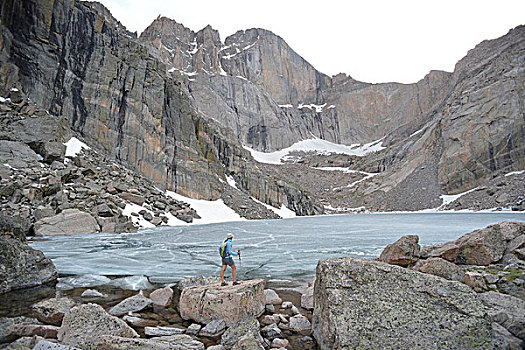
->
xmin=199 ymin=319 xmax=226 ymax=338
xmin=0 ymin=235 xmax=57 ymax=294
xmin=58 ymin=303 xmax=138 ymax=348
xmin=271 ymin=338 xmax=289 ymax=348
xmin=185 ymin=323 xmax=201 ymax=335
xmin=144 ymin=326 xmax=184 ymax=337
xmin=313 ymin=257 xmax=499 ymax=350
xmin=35 ymin=142 xmax=66 ymax=164
xmin=230 ymin=335 xmax=265 ymax=350
xmin=108 ymin=292 xmax=152 ymax=316
xmin=479 ymin=291 xmax=525 ymax=341
xmin=301 ymin=286 xmax=314 ymax=310
xmin=264 ymin=289 xmax=282 ymax=305
xmin=379 ymin=234 xmax=420 ymax=266
xmin=463 ymin=271 xmax=488 ymax=292
xmin=0 ymin=213 xmax=31 ymax=241
xmin=176 ymin=275 xmax=218 ymax=291
xmin=491 ymin=323 xmax=524 ymax=350
xmin=119 ymin=192 xmax=145 ymax=206
xmin=31 ymin=297 xmax=78 ymax=326
xmin=412 ymin=257 xmax=465 ymax=282
xmin=179 ymin=279 xmax=265 ymax=325
xmin=421 ymin=222 xmax=515 ymax=265
xmin=0 ymin=140 xmax=41 ymax=169
xmin=122 ymin=315 xmax=158 ymax=328
xmin=261 ymin=323 xmax=281 ymax=340
xmin=0 ymin=316 xmax=36 ymax=344
xmin=288 ymin=315 xmax=311 ymax=335
xmin=34 ymin=209 xmax=100 ymax=236
xmin=149 ymin=286 xmax=173 ymax=307
xmin=6 ymin=322 xmax=59 ymax=339
xmin=33 ymin=339 xmax=82 ymax=350
xmin=96 ymin=334 xmax=204 ymax=350
xmin=221 ymin=318 xmax=264 ymax=349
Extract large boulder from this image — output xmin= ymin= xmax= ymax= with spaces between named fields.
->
xmin=0 ymin=140 xmax=41 ymax=169
xmin=108 ymin=292 xmax=152 ymax=316
xmin=0 ymin=213 xmax=31 ymax=241
xmin=313 ymin=257 xmax=500 ymax=350
xmin=149 ymin=286 xmax=173 ymax=307
xmin=176 ymin=275 xmax=220 ymax=292
xmin=57 ymin=303 xmax=138 ymax=348
xmin=422 ymin=222 xmax=524 ymax=265
xmin=34 ymin=209 xmax=100 ymax=236
xmin=221 ymin=318 xmax=265 ymax=349
xmin=479 ymin=291 xmax=525 ymax=341
xmin=0 ymin=235 xmax=57 ymax=294
xmin=379 ymin=234 xmax=420 ymax=266
xmin=31 ymin=297 xmax=79 ymax=326
xmin=412 ymin=257 xmax=465 ymax=282
xmin=179 ymin=279 xmax=265 ymax=325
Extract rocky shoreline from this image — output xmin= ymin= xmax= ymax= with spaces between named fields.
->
xmin=1 ymin=221 xmax=524 ymax=349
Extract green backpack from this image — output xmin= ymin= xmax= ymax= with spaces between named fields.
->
xmin=219 ymin=243 xmax=228 ymax=258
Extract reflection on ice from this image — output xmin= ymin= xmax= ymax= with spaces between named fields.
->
xmin=108 ymin=276 xmax=154 ymax=291
xmin=57 ymin=274 xmax=111 ymax=290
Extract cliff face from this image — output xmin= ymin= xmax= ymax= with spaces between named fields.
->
xmin=0 ymin=0 xmax=323 ymax=215
xmin=1 ymin=0 xmax=523 ymax=214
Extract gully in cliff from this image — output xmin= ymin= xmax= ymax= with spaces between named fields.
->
xmin=219 ymin=233 xmax=241 ymax=286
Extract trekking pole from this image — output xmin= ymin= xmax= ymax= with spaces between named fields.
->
xmin=238 ymin=250 xmax=241 ymax=265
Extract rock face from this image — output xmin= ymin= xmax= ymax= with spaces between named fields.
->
xmin=179 ymin=279 xmax=265 ymax=325
xmin=58 ymin=303 xmax=138 ymax=348
xmin=378 ymin=234 xmax=420 ymax=266
xmin=34 ymin=209 xmax=100 ymax=236
xmin=0 ymin=235 xmax=57 ymax=294
xmin=313 ymin=257 xmax=498 ymax=350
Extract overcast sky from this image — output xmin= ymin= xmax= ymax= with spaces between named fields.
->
xmin=97 ymin=0 xmax=525 ymax=84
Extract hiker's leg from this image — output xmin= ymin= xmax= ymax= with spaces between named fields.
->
xmin=220 ymin=265 xmax=227 ymax=282
xmin=231 ymin=264 xmax=236 ymax=282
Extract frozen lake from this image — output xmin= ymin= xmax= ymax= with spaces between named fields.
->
xmin=29 ymin=212 xmax=525 ymax=289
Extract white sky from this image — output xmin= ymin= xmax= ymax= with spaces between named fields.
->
xmin=96 ymin=0 xmax=525 ymax=84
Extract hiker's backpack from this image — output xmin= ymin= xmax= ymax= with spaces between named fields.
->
xmin=219 ymin=243 xmax=228 ymax=258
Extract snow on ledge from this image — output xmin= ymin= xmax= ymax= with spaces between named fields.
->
xmin=440 ymin=188 xmax=477 ymax=207
xmin=64 ymin=137 xmax=90 ymax=157
xmin=244 ymin=138 xmax=386 ymax=165
xmin=166 ymin=191 xmax=245 ymax=225
xmin=505 ymin=169 xmax=525 ymax=177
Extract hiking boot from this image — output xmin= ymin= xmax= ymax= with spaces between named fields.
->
xmin=233 ymin=281 xmax=240 ymax=286
xmin=221 ymin=282 xmax=227 ymax=286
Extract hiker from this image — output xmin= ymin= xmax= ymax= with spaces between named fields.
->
xmin=220 ymin=233 xmax=240 ymax=286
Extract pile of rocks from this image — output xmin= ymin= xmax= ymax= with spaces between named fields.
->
xmin=0 ymin=278 xmax=318 ymax=349
xmin=0 ymin=96 xmax=199 ymax=235
xmin=377 ymin=221 xmax=525 ymax=349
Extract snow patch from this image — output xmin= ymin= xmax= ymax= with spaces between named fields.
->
xmin=0 ymin=96 xmax=11 ymax=103
xmin=236 ymin=75 xmax=248 ymax=81
xmin=122 ymin=203 xmax=155 ymax=229
xmin=440 ymin=188 xmax=478 ymax=206
xmin=245 ymin=138 xmax=386 ymax=165
xmin=505 ymin=170 xmax=525 ymax=177
xmin=166 ymin=191 xmax=245 ymax=225
xmin=250 ymin=196 xmax=296 ymax=219
xmin=409 ymin=127 xmax=425 ymax=138
xmin=10 ymin=87 xmax=19 ymax=92
xmin=64 ymin=137 xmax=90 ymax=157
xmin=298 ymin=103 xmax=327 ymax=113
xmin=278 ymin=104 xmax=293 ymax=108
xmin=226 ymin=175 xmax=238 ymax=189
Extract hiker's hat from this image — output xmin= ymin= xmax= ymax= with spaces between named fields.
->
xmin=226 ymin=233 xmax=234 ymax=239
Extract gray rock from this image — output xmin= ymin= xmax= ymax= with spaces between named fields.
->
xmin=313 ymin=257 xmax=500 ymax=350
xmin=300 ymin=286 xmax=314 ymax=310
xmin=479 ymin=291 xmax=525 ymax=341
xmin=221 ymin=318 xmax=264 ymax=348
xmin=0 ymin=235 xmax=57 ymax=294
xmin=33 ymin=207 xmax=56 ymax=221
xmin=149 ymin=286 xmax=173 ymax=307
xmin=491 ymin=323 xmax=524 ymax=350
xmin=199 ymin=319 xmax=226 ymax=338
xmin=261 ymin=323 xmax=281 ymax=340
xmin=34 ymin=209 xmax=100 ymax=236
xmin=122 ymin=315 xmax=158 ymax=328
xmin=177 ymin=214 xmax=193 ymax=223
xmin=36 ymin=142 xmax=66 ymax=164
xmin=32 ymin=339 xmax=82 ymax=350
xmin=230 ymin=334 xmax=265 ymax=350
xmin=96 ymin=334 xmax=205 ymax=350
xmin=31 ymin=297 xmax=78 ymax=326
xmin=58 ymin=303 xmax=138 ymax=348
xmin=0 ymin=316 xmax=35 ymax=343
xmin=94 ymin=203 xmax=114 ymax=217
xmin=144 ymin=326 xmax=184 ymax=337
xmin=0 ymin=140 xmax=41 ymax=169
xmin=108 ymin=292 xmax=153 ymax=316
xmin=264 ymin=289 xmax=282 ymax=305
xmin=0 ymin=213 xmax=31 ymax=241
xmin=185 ymin=323 xmax=201 ymax=335
xmin=120 ymin=192 xmax=145 ymax=206
xmin=265 ymin=304 xmax=275 ymax=313
xmin=288 ymin=315 xmax=311 ymax=335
